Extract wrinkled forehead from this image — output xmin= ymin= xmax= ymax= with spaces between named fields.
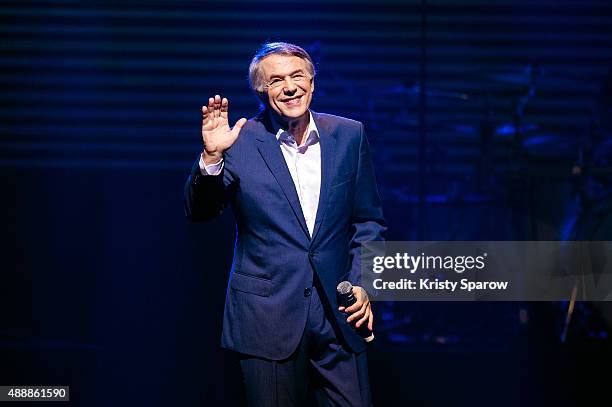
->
xmin=259 ymin=54 xmax=310 ymax=80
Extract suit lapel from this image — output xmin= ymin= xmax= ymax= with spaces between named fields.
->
xmin=255 ymin=115 xmax=310 ymax=240
xmin=310 ymin=112 xmax=336 ymax=244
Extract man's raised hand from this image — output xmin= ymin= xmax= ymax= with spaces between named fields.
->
xmin=201 ymin=94 xmax=247 ymax=165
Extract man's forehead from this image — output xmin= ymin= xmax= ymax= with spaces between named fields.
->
xmin=260 ymin=55 xmax=308 ymax=77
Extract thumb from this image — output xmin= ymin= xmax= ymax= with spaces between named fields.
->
xmin=231 ymin=118 xmax=247 ymax=137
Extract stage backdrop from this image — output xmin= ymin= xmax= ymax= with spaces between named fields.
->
xmin=2 ymin=1 xmax=611 ymax=406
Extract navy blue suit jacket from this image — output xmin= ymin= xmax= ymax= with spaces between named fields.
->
xmin=184 ymin=111 xmax=386 ymax=360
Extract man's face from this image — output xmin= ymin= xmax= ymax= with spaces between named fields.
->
xmin=259 ymin=54 xmax=314 ymax=121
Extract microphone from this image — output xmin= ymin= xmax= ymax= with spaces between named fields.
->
xmin=336 ymin=281 xmax=374 ymax=342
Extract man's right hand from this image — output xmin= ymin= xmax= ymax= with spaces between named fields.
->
xmin=201 ymin=94 xmax=247 ymax=165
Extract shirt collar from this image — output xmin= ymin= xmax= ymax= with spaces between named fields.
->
xmin=270 ymin=111 xmax=320 ymax=147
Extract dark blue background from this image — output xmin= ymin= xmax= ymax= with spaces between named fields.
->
xmin=2 ymin=1 xmax=612 ymax=405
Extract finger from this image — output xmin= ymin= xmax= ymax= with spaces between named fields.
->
xmin=231 ymin=118 xmax=247 ymax=137
xmin=202 ymin=98 xmax=214 ymax=120
xmin=214 ymin=94 xmax=221 ymax=118
xmin=221 ymin=97 xmax=229 ymax=112
xmin=355 ymin=306 xmax=370 ymax=328
xmin=355 ymin=305 xmax=370 ymax=328
xmin=353 ymin=286 xmax=366 ymax=301
xmin=344 ymin=300 xmax=363 ymax=314
xmin=220 ymin=97 xmax=230 ymax=122
xmin=202 ymin=113 xmax=210 ymax=133
xmin=202 ymin=105 xmax=213 ymax=132
xmin=367 ymin=307 xmax=374 ymax=331
xmin=207 ymin=97 xmax=215 ymax=126
xmin=202 ymin=106 xmax=208 ymax=124
xmin=347 ymin=302 xmax=367 ymax=323
xmin=338 ymin=306 xmax=345 ymax=312
xmin=347 ymin=308 xmax=365 ymax=324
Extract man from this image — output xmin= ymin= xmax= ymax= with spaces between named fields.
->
xmin=184 ymin=42 xmax=386 ymax=406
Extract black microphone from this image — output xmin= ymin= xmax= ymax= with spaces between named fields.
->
xmin=336 ymin=281 xmax=374 ymax=342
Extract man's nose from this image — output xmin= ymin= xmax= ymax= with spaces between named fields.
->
xmin=283 ymin=77 xmax=298 ymax=93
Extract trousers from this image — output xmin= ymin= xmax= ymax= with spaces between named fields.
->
xmin=238 ymin=284 xmax=372 ymax=407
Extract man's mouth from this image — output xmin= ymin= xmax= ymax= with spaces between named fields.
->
xmin=282 ymin=96 xmax=302 ymax=106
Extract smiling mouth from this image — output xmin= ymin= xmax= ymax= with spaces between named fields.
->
xmin=282 ymin=96 xmax=302 ymax=106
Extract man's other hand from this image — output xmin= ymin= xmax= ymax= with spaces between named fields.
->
xmin=338 ymin=286 xmax=373 ymax=332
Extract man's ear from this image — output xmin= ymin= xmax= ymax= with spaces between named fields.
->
xmin=311 ymin=78 xmax=315 ymax=94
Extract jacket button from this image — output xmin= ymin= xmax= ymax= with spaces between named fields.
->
xmin=304 ymin=287 xmax=312 ymax=297
xmin=308 ymin=250 xmax=315 ymax=258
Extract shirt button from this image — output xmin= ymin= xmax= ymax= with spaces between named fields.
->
xmin=304 ymin=287 xmax=312 ymax=297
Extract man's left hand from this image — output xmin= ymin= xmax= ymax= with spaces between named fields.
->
xmin=338 ymin=286 xmax=373 ymax=332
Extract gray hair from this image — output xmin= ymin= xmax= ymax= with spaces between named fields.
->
xmin=248 ymin=42 xmax=316 ymax=96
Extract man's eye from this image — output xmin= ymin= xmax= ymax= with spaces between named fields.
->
xmin=292 ymin=74 xmax=305 ymax=80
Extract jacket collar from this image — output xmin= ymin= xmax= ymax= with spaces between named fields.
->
xmin=254 ymin=110 xmax=337 ymax=244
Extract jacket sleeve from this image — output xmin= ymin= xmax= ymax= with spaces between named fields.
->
xmin=183 ymin=153 xmax=238 ymax=222
xmin=347 ymin=123 xmax=387 ymax=295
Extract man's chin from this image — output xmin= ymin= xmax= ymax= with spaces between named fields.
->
xmin=272 ymin=108 xmax=309 ymax=121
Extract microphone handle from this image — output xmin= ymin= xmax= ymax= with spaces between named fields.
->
xmin=343 ymin=295 xmax=375 ymax=343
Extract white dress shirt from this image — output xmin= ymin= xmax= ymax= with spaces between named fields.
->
xmin=199 ymin=111 xmax=321 ymax=237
